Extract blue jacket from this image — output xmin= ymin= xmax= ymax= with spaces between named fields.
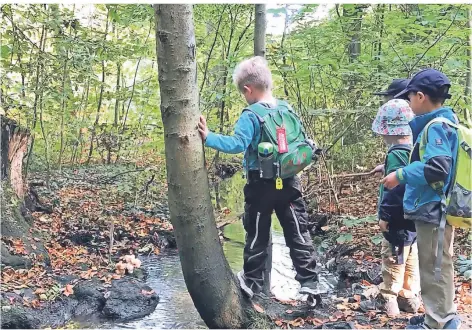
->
xmin=396 ymin=107 xmax=459 ymax=225
xmin=205 ymin=102 xmax=277 ymax=170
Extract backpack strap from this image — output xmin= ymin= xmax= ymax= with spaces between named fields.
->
xmin=434 ymin=195 xmax=448 ymax=281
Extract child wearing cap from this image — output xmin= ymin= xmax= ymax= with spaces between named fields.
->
xmin=382 ymin=69 xmax=461 ymax=329
xmin=370 ymin=89 xmax=421 ymax=317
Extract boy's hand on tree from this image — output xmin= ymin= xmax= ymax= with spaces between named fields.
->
xmin=198 ymin=115 xmax=209 ymax=141
xmin=369 ymin=164 xmax=384 ymax=176
xmin=381 ymin=172 xmax=400 ymax=189
xmin=378 ymin=220 xmax=389 ymax=232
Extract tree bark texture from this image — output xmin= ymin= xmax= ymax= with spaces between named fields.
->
xmin=1 ymin=115 xmax=50 ymax=269
xmin=254 ymin=4 xmax=266 ymax=57
xmin=253 ymin=3 xmax=272 ymax=296
xmin=1 ymin=116 xmax=30 ymax=198
xmin=154 ymin=4 xmax=248 ymax=328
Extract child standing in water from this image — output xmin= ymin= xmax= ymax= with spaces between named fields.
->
xmin=371 ymin=81 xmax=421 ymax=317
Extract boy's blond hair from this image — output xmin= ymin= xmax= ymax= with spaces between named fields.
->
xmin=232 ymin=56 xmax=273 ymax=92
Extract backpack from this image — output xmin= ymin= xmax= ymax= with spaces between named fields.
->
xmin=244 ymin=100 xmax=314 ymax=180
xmin=418 ymin=112 xmax=472 ymax=280
xmin=419 ymin=115 xmax=472 ymax=229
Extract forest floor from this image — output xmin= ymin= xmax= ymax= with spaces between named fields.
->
xmin=1 ymin=163 xmax=471 ymax=329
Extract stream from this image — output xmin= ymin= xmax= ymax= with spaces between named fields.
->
xmin=104 ymin=173 xmax=337 ymax=329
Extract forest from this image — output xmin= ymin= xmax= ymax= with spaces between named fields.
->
xmin=1 ymin=3 xmax=471 ymax=329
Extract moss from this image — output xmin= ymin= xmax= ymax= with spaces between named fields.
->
xmin=245 ymin=309 xmax=275 ymax=329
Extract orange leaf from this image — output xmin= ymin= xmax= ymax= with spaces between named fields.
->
xmin=461 ymin=295 xmax=472 ymax=305
xmin=34 ymin=288 xmax=46 ymax=295
xmin=63 ymin=284 xmax=74 ymax=297
xmin=253 ymin=303 xmax=264 ymax=313
xmin=309 ymin=318 xmax=324 ymax=326
xmin=361 ymin=279 xmax=372 ymax=286
xmin=275 ymin=320 xmax=283 ymax=326
xmin=31 ymin=299 xmax=41 ymax=308
xmin=288 ymin=317 xmax=304 ymax=327
xmin=353 ymin=294 xmax=361 ymax=302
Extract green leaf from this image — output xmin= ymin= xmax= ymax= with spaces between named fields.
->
xmin=337 ymin=233 xmax=353 ymax=244
xmin=1 ymin=45 xmax=11 ymax=57
xmin=371 ymin=234 xmax=383 ymax=245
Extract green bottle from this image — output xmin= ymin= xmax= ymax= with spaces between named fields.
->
xmin=258 ymin=142 xmax=275 ymax=179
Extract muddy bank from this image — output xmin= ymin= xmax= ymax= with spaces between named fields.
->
xmin=1 ymin=275 xmax=158 ymax=329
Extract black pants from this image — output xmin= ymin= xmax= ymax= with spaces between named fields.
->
xmin=242 ymin=172 xmax=318 ymax=293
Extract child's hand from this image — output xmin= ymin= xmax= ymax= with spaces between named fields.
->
xmin=379 ymin=220 xmax=389 ymax=232
xmin=369 ymin=164 xmax=385 ymax=176
xmin=381 ymin=171 xmax=400 ymax=189
xmin=198 ymin=115 xmax=209 ymax=141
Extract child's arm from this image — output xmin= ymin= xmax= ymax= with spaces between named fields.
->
xmin=379 ymin=151 xmax=406 ymax=226
xmin=396 ymin=123 xmax=454 ymax=187
xmin=204 ymin=111 xmax=257 ymax=154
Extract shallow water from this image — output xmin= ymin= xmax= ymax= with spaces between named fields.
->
xmin=104 ymin=174 xmax=336 ymax=329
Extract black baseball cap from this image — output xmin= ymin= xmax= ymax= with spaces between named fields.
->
xmin=395 ymin=68 xmax=452 ymax=100
xmin=373 ymin=78 xmax=410 ymax=96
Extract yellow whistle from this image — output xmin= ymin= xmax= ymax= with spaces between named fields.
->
xmin=276 ymin=177 xmax=283 ymax=190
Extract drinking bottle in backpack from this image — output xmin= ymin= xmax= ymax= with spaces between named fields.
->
xmin=258 ymin=142 xmax=275 ymax=179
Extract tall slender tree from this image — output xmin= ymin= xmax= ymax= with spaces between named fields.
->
xmin=253 ymin=3 xmax=272 ymax=296
xmin=154 ymin=4 xmax=248 ymax=328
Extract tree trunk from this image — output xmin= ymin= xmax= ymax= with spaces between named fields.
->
xmin=344 ymin=5 xmax=365 ymax=62
xmin=58 ymin=52 xmax=69 ymax=170
xmin=1 ymin=115 xmax=50 ymax=269
xmin=87 ymin=9 xmax=109 ymax=164
xmin=87 ymin=59 xmax=106 ymax=164
xmin=254 ymin=3 xmax=272 ymax=296
xmin=254 ymin=4 xmax=266 ymax=57
xmin=154 ymin=4 xmax=248 ymax=328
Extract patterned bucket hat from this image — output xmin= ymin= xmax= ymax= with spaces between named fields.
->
xmin=372 ymin=99 xmax=414 ymax=136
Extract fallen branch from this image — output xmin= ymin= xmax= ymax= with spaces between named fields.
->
xmin=332 ymin=172 xmax=371 ymax=179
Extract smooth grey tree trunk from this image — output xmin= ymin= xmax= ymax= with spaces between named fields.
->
xmin=254 ymin=3 xmax=272 ymax=296
xmin=154 ymin=4 xmax=248 ymax=328
xmin=254 ymin=4 xmax=266 ymax=58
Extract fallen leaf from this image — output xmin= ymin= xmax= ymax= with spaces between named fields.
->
xmin=34 ymin=288 xmax=46 ymax=295
xmin=353 ymin=294 xmax=361 ymax=302
xmin=39 ymin=294 xmax=47 ymax=301
xmin=288 ymin=317 xmax=304 ymax=327
xmin=285 ymin=309 xmax=293 ymax=314
xmin=320 ymin=226 xmax=330 ymax=231
xmin=310 ymin=318 xmax=326 ymax=326
xmin=31 ymin=299 xmax=41 ymax=308
xmin=336 ymin=303 xmax=348 ymax=310
xmin=63 ymin=284 xmax=74 ymax=297
xmin=112 ymin=274 xmax=121 ymax=280
xmin=252 ymin=303 xmax=264 ymax=313
xmin=141 ymin=289 xmax=155 ymax=296
xmin=461 ymin=295 xmax=472 ymax=305
xmin=275 ymin=320 xmax=283 ymax=327
xmin=8 ymin=296 xmax=15 ymax=304
xmin=361 ymin=279 xmax=372 ymax=286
